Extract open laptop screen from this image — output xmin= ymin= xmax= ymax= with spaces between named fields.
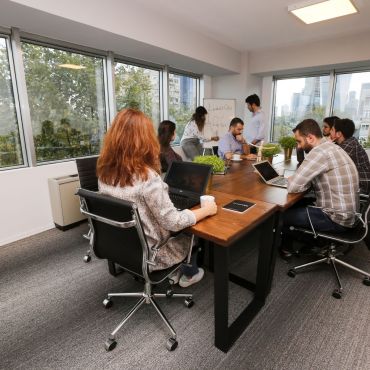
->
xmin=253 ymin=161 xmax=280 ymax=182
xmin=164 ymin=161 xmax=212 ymax=194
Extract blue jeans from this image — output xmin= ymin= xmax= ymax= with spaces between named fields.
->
xmin=181 ymin=253 xmax=199 ymax=277
xmin=281 ymin=206 xmax=349 ymax=251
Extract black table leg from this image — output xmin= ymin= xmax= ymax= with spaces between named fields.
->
xmin=213 ymin=213 xmax=276 ymax=352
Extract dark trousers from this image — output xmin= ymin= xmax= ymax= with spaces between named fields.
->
xmin=281 ymin=201 xmax=349 ymax=251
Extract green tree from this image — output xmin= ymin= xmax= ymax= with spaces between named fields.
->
xmin=115 ymin=63 xmax=155 ymax=122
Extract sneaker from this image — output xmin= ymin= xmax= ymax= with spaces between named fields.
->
xmin=168 ymin=269 xmax=182 ymax=285
xmin=179 ymin=268 xmax=204 ymax=288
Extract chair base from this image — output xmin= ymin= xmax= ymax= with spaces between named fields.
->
xmin=288 ymin=246 xmax=370 ymax=299
xmin=103 ymin=284 xmax=193 ymax=351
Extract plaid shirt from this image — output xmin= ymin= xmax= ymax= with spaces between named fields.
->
xmin=288 ymin=141 xmax=359 ymax=227
xmin=338 ymin=136 xmax=370 ymax=195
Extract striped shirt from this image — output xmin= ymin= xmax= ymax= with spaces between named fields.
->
xmin=338 ymin=136 xmax=370 ymax=195
xmin=288 ymin=141 xmax=359 ymax=227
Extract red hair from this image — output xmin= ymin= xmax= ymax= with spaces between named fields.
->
xmin=97 ymin=109 xmax=160 ymax=187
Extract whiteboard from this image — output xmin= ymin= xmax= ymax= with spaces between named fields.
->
xmin=203 ymin=99 xmax=236 ymax=148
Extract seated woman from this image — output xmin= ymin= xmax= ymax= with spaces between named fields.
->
xmin=97 ymin=109 xmax=217 ymax=287
xmin=158 ymin=120 xmax=182 ymax=173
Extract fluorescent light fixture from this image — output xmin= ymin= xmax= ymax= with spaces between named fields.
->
xmin=288 ymin=0 xmax=357 ymax=24
xmin=58 ymin=64 xmax=86 ymax=70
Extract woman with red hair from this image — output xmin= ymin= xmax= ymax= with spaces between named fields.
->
xmin=97 ymin=109 xmax=217 ymax=287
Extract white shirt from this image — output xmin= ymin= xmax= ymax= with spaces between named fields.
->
xmin=180 ymin=120 xmax=212 ymax=144
xmin=244 ymin=110 xmax=266 ymax=144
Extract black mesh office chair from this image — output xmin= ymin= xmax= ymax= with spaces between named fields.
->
xmin=75 ymin=156 xmax=98 ymax=262
xmin=287 ymin=200 xmax=370 ymax=299
xmin=77 ymin=188 xmax=194 ymax=351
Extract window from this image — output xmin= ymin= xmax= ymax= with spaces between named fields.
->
xmin=333 ymin=71 xmax=370 ymax=145
xmin=22 ymin=42 xmax=106 ymax=163
xmin=272 ymin=75 xmax=330 ymax=141
xmin=115 ymin=62 xmax=160 ymax=126
xmin=0 ymin=37 xmax=24 ymax=169
xmin=168 ymin=73 xmax=198 ymax=144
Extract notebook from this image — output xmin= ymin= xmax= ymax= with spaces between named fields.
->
xmin=164 ymin=161 xmax=212 ymax=210
xmin=222 ymin=200 xmax=255 ymax=213
xmin=253 ymin=160 xmax=289 ymax=188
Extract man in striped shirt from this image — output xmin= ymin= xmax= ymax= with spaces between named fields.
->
xmin=280 ymin=119 xmax=359 ymax=258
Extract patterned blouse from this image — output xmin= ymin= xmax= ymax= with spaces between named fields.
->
xmin=98 ymin=170 xmax=196 ymax=270
xmin=288 ymin=141 xmax=359 ymax=227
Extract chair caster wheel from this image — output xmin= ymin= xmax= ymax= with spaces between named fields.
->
xmin=166 ymin=337 xmax=178 ymax=351
xmin=105 ymin=338 xmax=117 ymax=351
xmin=287 ymin=269 xmax=296 ymax=278
xmin=166 ymin=288 xmax=174 ymax=298
xmin=103 ymin=298 xmax=113 ymax=308
xmin=363 ymin=277 xmax=370 ymax=286
xmin=184 ymin=297 xmax=194 ymax=308
xmin=83 ymin=255 xmax=91 ymax=263
xmin=332 ymin=289 xmax=342 ymax=299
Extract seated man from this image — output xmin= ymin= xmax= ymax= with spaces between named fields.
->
xmin=330 ymin=118 xmax=370 ymax=195
xmin=218 ymin=117 xmax=252 ymax=160
xmin=280 ymin=119 xmax=359 ymax=258
xmin=322 ymin=116 xmax=339 ymax=140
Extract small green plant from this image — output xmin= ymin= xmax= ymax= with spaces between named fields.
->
xmin=193 ymin=155 xmax=225 ymax=173
xmin=261 ymin=143 xmax=281 ymax=157
xmin=279 ymin=136 xmax=296 ymax=149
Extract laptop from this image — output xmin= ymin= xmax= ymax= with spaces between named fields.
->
xmin=252 ymin=160 xmax=289 ymax=188
xmin=164 ymin=161 xmax=212 ymax=210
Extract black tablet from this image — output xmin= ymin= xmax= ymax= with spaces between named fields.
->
xmin=221 ymin=199 xmax=255 ymax=213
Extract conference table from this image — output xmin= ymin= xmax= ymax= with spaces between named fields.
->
xmin=189 ymin=155 xmax=303 ymax=352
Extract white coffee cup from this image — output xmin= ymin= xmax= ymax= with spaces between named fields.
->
xmin=232 ymin=153 xmax=241 ymax=160
xmin=200 ymin=195 xmax=215 ymax=208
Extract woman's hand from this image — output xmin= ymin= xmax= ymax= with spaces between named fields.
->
xmin=203 ymin=201 xmax=217 ymax=216
xmin=211 ymin=136 xmax=219 ymax=141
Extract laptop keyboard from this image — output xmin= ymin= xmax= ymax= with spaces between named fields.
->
xmin=271 ymin=177 xmax=288 ymax=186
xmin=169 ymin=193 xmax=198 ymax=210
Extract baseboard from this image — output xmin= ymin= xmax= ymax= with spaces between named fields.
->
xmin=0 ymin=223 xmax=55 ymax=247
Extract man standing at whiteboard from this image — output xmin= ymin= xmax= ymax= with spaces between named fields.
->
xmin=245 ymin=94 xmax=266 ymax=151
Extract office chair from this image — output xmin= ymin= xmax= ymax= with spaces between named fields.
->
xmin=77 ymin=188 xmax=194 ymax=351
xmin=75 ymin=156 xmax=98 ymax=263
xmin=287 ymin=200 xmax=370 ymax=299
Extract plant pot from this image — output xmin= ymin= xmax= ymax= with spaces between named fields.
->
xmin=262 ymin=156 xmax=273 ymax=164
xmin=206 ymin=174 xmax=213 ymax=194
xmin=284 ymin=147 xmax=293 ymax=160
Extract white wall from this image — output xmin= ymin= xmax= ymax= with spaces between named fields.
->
xmin=212 ymin=52 xmax=263 ymax=121
xmin=0 ymin=161 xmax=77 ymax=245
xmin=249 ymin=29 xmax=370 ymax=75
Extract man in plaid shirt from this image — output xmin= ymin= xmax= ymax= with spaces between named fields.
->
xmin=330 ymin=118 xmax=370 ymax=195
xmin=280 ymin=119 xmax=359 ymax=259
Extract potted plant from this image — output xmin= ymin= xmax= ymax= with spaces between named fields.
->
xmin=193 ymin=155 xmax=226 ymax=193
xmin=279 ymin=136 xmax=296 ymax=160
xmin=261 ymin=143 xmax=281 ymax=163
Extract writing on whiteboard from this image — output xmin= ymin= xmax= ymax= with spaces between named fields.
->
xmin=203 ymin=99 xmax=236 ymax=144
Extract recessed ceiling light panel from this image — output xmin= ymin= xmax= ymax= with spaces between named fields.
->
xmin=288 ymin=0 xmax=358 ymax=24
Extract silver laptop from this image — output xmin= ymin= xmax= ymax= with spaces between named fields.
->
xmin=252 ymin=160 xmax=288 ymax=188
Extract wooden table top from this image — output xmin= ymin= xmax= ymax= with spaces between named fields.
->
xmin=211 ymin=155 xmax=303 ymax=210
xmin=189 ymin=191 xmax=277 ymax=247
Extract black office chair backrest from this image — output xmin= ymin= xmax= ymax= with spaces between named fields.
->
xmin=77 ymin=188 xmax=148 ymax=276
xmin=76 ymin=156 xmax=99 ymax=191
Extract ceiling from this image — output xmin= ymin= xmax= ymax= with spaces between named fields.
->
xmin=134 ymin=0 xmax=370 ymax=51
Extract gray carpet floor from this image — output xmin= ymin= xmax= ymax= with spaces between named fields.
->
xmin=1 ymin=223 xmax=370 ymax=370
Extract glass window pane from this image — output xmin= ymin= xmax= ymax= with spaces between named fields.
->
xmin=333 ymin=71 xmax=370 ymax=144
xmin=168 ymin=73 xmax=198 ymax=144
xmin=115 ymin=62 xmax=160 ymax=126
xmin=272 ymin=75 xmax=330 ymax=141
xmin=22 ymin=42 xmax=106 ymax=163
xmin=0 ymin=37 xmax=24 ymax=168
